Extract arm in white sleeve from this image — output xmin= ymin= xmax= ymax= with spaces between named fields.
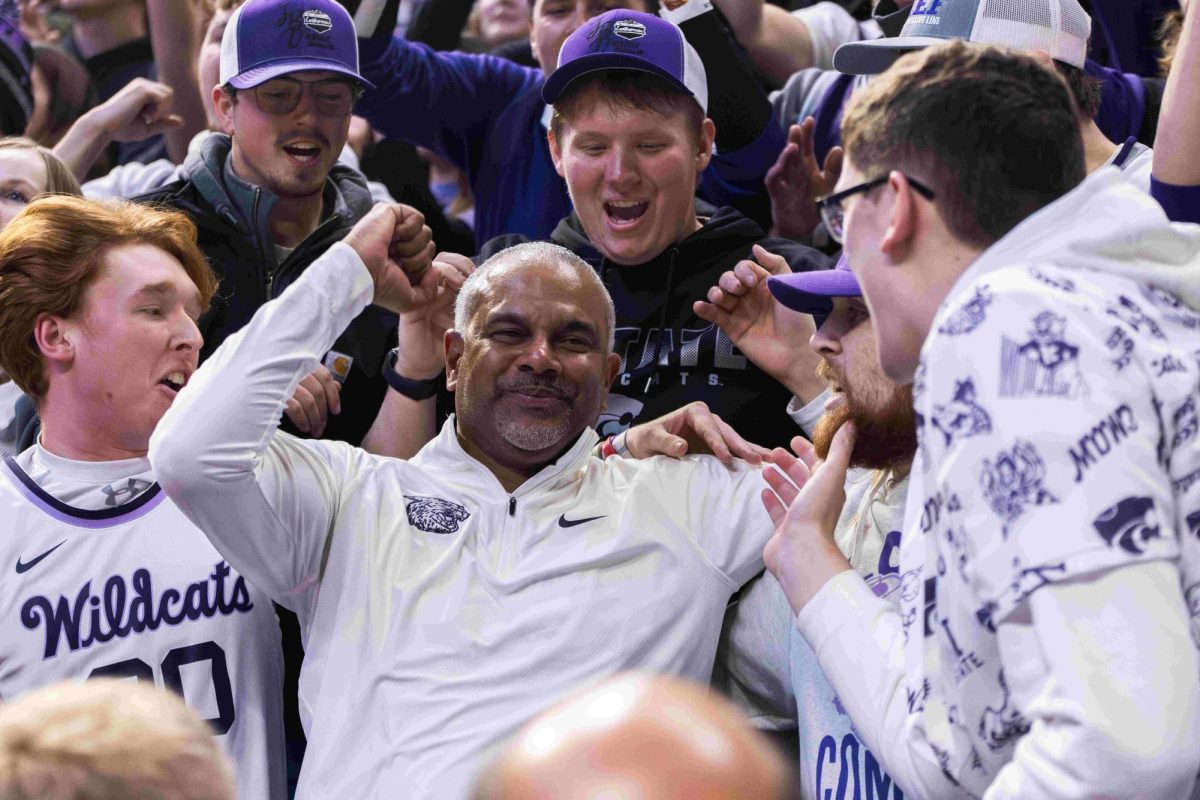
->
xmin=786 ymin=387 xmax=830 ymax=438
xmin=985 ymin=560 xmax=1200 ymax=799
xmin=798 ymin=561 xmax=1200 ymax=800
xmin=149 ymin=242 xmax=377 ymax=617
xmin=790 ymin=1 xmax=868 ymax=68
xmin=81 ymin=159 xmax=184 ymax=199
xmin=714 ymin=571 xmax=797 ymax=730
xmin=795 ymin=571 xmax=967 ymax=798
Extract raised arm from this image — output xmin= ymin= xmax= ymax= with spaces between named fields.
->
xmin=150 ymin=204 xmax=437 ymax=614
xmin=1151 ymin=0 xmax=1200 ymax=222
xmin=347 ymin=0 xmax=542 ymax=176
xmin=53 ymin=78 xmax=182 ymax=182
xmin=694 ymin=244 xmax=826 ymax=404
xmin=146 ymin=0 xmax=208 ymax=163
xmin=360 ymin=251 xmax=471 ymax=457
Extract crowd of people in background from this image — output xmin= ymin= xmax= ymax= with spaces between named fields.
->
xmin=0 ymin=0 xmax=1196 ymax=797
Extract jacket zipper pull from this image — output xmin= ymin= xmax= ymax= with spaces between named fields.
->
xmin=508 ymin=497 xmax=516 ymax=517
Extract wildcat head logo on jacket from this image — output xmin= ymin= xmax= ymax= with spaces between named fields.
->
xmin=405 ymin=496 xmax=471 ymax=534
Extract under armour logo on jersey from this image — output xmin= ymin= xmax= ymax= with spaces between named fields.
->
xmin=101 ymin=478 xmax=152 ymax=507
xmin=404 ymin=496 xmax=470 ymax=534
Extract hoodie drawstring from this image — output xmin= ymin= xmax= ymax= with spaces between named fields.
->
xmin=644 ymin=248 xmax=678 ymax=394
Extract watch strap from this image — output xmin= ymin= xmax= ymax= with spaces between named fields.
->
xmin=383 ymin=348 xmax=442 ymax=400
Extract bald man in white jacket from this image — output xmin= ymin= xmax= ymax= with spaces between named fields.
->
xmin=150 ymin=206 xmax=780 ymax=799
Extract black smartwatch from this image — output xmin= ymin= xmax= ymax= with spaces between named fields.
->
xmin=383 ymin=348 xmax=442 ymax=400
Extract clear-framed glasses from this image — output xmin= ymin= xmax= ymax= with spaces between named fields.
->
xmin=815 ymin=174 xmax=936 ymax=243
xmin=250 ymin=77 xmax=362 ymax=117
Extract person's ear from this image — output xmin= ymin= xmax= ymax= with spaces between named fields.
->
xmin=445 ymin=330 xmax=465 ymax=390
xmin=879 ymin=170 xmax=919 ymax=261
xmin=604 ymin=352 xmax=620 ymax=386
xmin=34 ymin=313 xmax=75 ymax=368
xmin=213 ymin=86 xmax=236 ymax=136
xmin=695 ymin=118 xmax=716 ymax=172
xmin=597 ymin=352 xmax=622 ymax=411
xmin=547 ymin=126 xmax=566 ymax=177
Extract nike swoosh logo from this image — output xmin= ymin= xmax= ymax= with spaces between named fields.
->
xmin=558 ymin=514 xmax=605 ymax=528
xmin=15 ymin=540 xmax=67 ymax=574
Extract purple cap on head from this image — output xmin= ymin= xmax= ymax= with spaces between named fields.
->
xmin=768 ymin=255 xmax=862 ymax=315
xmin=542 ymin=9 xmax=708 ymax=113
xmin=219 ymin=0 xmax=373 ymax=90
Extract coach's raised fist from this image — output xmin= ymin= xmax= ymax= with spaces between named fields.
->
xmin=343 ymin=203 xmax=437 ymax=314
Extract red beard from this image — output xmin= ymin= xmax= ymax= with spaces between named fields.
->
xmin=812 ymin=362 xmax=917 ymax=471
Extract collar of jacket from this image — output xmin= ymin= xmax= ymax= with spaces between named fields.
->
xmin=180 ymin=133 xmax=375 ymax=240
xmin=412 ymin=415 xmax=601 ymax=499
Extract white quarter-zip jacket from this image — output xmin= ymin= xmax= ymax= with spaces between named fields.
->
xmin=150 ymin=242 xmax=774 ymax=799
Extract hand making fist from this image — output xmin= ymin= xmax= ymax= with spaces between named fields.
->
xmin=343 ymin=203 xmax=437 ymax=314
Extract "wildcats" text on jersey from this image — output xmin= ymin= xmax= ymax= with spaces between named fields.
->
xmin=21 ymin=560 xmax=254 ymax=659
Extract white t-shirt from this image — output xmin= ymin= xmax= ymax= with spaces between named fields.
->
xmin=721 ymin=392 xmax=912 ymax=800
xmin=150 ymin=243 xmax=777 ymax=799
xmin=0 ymin=446 xmax=287 ymax=800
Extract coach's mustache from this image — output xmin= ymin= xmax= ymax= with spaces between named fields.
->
xmin=497 ymin=375 xmax=577 ymax=404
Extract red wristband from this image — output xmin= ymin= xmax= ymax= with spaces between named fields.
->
xmin=599 ymin=436 xmax=619 ymax=459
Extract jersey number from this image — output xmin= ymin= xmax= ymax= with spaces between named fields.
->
xmin=89 ymin=641 xmax=235 ymax=734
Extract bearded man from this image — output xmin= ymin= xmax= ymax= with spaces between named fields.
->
xmin=697 ymin=253 xmax=914 ymax=800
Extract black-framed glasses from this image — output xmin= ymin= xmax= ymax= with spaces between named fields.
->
xmin=815 ymin=174 xmax=935 ymax=243
xmin=250 ymin=77 xmax=362 ymax=117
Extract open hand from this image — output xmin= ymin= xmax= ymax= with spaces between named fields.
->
xmin=694 ymin=244 xmax=823 ymax=401
xmin=766 ymin=117 xmax=844 ymax=241
xmin=761 ymin=425 xmax=855 ymax=613
xmin=623 ymin=401 xmax=771 ymax=466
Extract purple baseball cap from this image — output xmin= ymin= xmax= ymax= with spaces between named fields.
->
xmin=542 ymin=9 xmax=708 ymax=113
xmin=768 ymin=255 xmax=861 ymax=315
xmin=219 ymin=0 xmax=373 ymax=90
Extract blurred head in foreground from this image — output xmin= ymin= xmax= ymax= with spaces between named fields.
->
xmin=0 ymin=679 xmax=234 ymax=800
xmin=474 ymin=672 xmax=799 ymax=799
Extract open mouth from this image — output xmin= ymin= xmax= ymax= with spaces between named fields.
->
xmin=283 ymin=144 xmax=321 ymax=163
xmin=159 ymin=371 xmax=187 ymax=394
xmin=604 ymin=200 xmax=649 ymax=226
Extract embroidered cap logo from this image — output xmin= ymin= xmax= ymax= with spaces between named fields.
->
xmin=303 ymin=9 xmax=332 ymax=33
xmin=613 ymin=20 xmax=647 ymax=40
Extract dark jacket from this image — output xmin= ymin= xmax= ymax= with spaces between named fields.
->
xmin=136 ymin=134 xmax=396 ymax=445
xmin=481 ymin=207 xmax=833 ymax=448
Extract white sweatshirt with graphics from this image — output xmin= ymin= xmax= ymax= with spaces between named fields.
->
xmin=795 ymin=168 xmax=1200 ymax=799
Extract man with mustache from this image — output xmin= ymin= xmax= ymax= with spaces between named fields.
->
xmin=697 ymin=252 xmax=914 ymax=799
xmin=150 ymin=207 xmax=785 ymax=798
xmin=137 ymin=0 xmax=412 ymax=446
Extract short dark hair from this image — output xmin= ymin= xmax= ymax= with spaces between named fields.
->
xmin=549 ymin=70 xmax=705 ymax=144
xmin=841 ymin=41 xmax=1085 ymax=249
xmin=1055 ymin=61 xmax=1102 ymax=119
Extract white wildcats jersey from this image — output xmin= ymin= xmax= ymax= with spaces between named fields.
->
xmin=0 ymin=448 xmax=287 ymax=800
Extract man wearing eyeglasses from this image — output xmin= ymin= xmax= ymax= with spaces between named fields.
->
xmin=136 ymin=0 xmax=418 ymax=446
xmin=764 ymin=42 xmax=1200 ymax=798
